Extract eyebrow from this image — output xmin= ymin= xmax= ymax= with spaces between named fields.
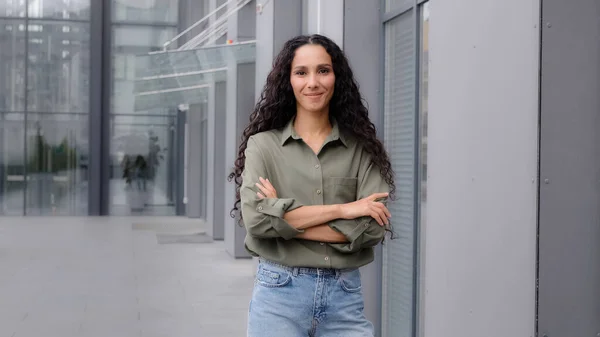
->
xmin=292 ymin=64 xmax=333 ymax=70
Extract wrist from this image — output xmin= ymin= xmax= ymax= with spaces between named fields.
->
xmin=335 ymin=204 xmax=347 ymax=219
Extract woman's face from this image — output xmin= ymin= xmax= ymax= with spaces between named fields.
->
xmin=290 ymin=44 xmax=336 ymax=115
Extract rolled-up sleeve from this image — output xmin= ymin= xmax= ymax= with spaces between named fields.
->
xmin=241 ymin=136 xmax=304 ymax=240
xmin=328 ymin=150 xmax=390 ymax=253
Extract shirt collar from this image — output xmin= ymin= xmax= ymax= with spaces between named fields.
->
xmin=280 ymin=116 xmax=348 ymax=147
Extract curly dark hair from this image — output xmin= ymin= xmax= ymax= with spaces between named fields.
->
xmin=228 ymin=34 xmax=396 ymax=227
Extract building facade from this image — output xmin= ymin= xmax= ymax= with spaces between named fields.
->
xmin=0 ymin=1 xmax=598 ymax=337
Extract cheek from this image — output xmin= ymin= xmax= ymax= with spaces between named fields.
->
xmin=325 ymin=75 xmax=336 ymax=92
xmin=290 ymin=78 xmax=303 ymax=94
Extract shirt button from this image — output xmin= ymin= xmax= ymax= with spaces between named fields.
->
xmin=316 ymin=189 xmax=322 ymax=195
xmin=257 ymin=206 xmax=263 ymax=211
xmin=364 ymin=223 xmax=369 ymax=227
xmin=315 ymin=164 xmax=320 ymax=169
xmin=324 ymin=256 xmax=329 ymax=261
xmin=320 ymin=242 xmax=324 ymax=246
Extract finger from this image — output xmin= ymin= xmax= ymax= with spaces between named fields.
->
xmin=259 ymin=177 xmax=276 ymax=194
xmin=373 ymin=204 xmax=389 ymax=225
xmin=383 ymin=205 xmax=392 ymax=219
xmin=257 ymin=192 xmax=266 ymax=199
xmin=370 ymin=211 xmax=384 ymax=226
xmin=255 ymin=183 xmax=271 ymax=196
xmin=263 ymin=178 xmax=276 ymax=193
xmin=369 ymin=192 xmax=389 ymax=201
xmin=375 ymin=202 xmax=392 ymax=218
xmin=377 ymin=208 xmax=390 ymax=225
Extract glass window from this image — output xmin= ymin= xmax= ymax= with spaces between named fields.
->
xmin=382 ymin=10 xmax=416 ymax=337
xmin=26 ymin=20 xmax=90 ymax=113
xmin=0 ymin=20 xmax=26 ymax=112
xmin=0 ymin=0 xmax=26 ymax=17
xmin=113 ymin=0 xmax=178 ymax=24
xmin=1 ymin=112 xmax=25 ymax=215
xmin=113 ymin=25 xmax=177 ymax=53
xmin=109 ymin=114 xmax=177 ymax=216
xmin=24 ymin=113 xmax=89 ymax=215
xmin=111 ymin=25 xmax=177 ymax=114
xmin=27 ymin=0 xmax=90 ymax=20
xmin=386 ymin=0 xmax=413 ymax=13
xmin=0 ymin=10 xmax=91 ymax=216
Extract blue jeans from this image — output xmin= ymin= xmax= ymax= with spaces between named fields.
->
xmin=247 ymin=259 xmax=374 ymax=337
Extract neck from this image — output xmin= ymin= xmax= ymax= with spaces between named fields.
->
xmin=293 ymin=109 xmax=331 ymax=139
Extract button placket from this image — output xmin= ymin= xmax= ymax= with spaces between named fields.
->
xmin=314 ymin=157 xmax=324 ymax=205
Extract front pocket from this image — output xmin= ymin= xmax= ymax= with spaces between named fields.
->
xmin=324 ymin=177 xmax=358 ymax=203
xmin=329 ymin=177 xmax=358 ymax=186
xmin=339 ymin=269 xmax=362 ymax=293
xmin=255 ymin=267 xmax=292 ymax=288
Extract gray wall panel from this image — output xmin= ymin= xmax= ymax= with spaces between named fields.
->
xmin=423 ymin=0 xmax=539 ymax=336
xmin=538 ymin=0 xmax=600 ymax=335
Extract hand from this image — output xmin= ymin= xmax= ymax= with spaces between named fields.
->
xmin=255 ymin=177 xmax=278 ymax=199
xmin=340 ymin=193 xmax=391 ymax=226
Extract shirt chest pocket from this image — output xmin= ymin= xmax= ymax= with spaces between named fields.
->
xmin=324 ymin=177 xmax=358 ymax=204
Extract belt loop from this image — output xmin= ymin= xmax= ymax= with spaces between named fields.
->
xmin=335 ymin=269 xmax=341 ymax=279
xmin=292 ymin=267 xmax=299 ymax=277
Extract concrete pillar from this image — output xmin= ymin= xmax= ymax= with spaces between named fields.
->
xmin=304 ymin=0 xmax=344 ymax=47
xmin=211 ymin=81 xmax=227 ymax=240
xmin=224 ymin=0 xmax=257 ymax=258
xmin=186 ymin=102 xmax=205 ymax=218
xmin=255 ymin=0 xmax=302 ymax=100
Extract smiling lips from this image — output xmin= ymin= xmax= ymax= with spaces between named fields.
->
xmin=304 ymin=93 xmax=324 ymax=98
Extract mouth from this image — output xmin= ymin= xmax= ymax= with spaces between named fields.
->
xmin=304 ymin=93 xmax=324 ymax=98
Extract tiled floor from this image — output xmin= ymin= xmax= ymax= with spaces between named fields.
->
xmin=0 ymin=217 xmax=255 ymax=337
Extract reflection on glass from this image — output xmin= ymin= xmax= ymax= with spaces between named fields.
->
xmin=1 ymin=113 xmax=25 ymax=215
xmin=110 ymin=114 xmax=177 ymax=215
xmin=25 ymin=113 xmax=89 ymax=215
xmin=27 ymin=21 xmax=90 ymax=113
xmin=27 ymin=0 xmax=90 ymax=20
xmin=0 ymin=20 xmax=26 ymax=112
xmin=0 ymin=5 xmax=91 ymax=216
xmin=109 ymin=1 xmax=179 ymax=215
xmin=112 ymin=25 xmax=177 ymax=114
xmin=113 ymin=0 xmax=178 ymax=23
xmin=0 ymin=0 xmax=25 ymax=17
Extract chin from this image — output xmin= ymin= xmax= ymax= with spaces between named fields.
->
xmin=301 ymin=105 xmax=328 ymax=114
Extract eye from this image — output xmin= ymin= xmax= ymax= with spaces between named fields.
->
xmin=295 ymin=70 xmax=306 ymax=76
xmin=318 ymin=68 xmax=330 ymax=74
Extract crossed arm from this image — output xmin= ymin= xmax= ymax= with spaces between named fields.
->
xmin=254 ymin=177 xmax=390 ymax=243
xmin=241 ymin=136 xmax=391 ymax=250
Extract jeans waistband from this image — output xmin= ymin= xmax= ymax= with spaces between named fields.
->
xmin=258 ymin=258 xmax=356 ymax=277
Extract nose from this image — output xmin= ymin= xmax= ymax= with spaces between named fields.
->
xmin=307 ymin=73 xmax=319 ymax=89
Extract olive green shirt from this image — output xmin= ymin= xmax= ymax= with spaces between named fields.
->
xmin=241 ymin=117 xmax=390 ymax=269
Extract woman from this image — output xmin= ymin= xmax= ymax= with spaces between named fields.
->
xmin=229 ymin=34 xmax=395 ymax=337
